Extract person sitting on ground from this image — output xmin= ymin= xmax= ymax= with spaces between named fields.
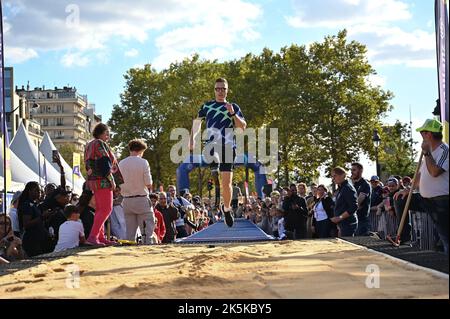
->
xmin=17 ymin=182 xmax=54 ymax=257
xmin=39 ymin=186 xmax=72 ymax=250
xmin=54 ymin=206 xmax=86 ymax=253
xmin=7 ymin=191 xmax=22 ymax=237
xmin=0 ymin=215 xmax=24 ymax=264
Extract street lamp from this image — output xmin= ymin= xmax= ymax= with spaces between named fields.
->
xmin=7 ymin=101 xmax=40 ymax=116
xmin=372 ymin=129 xmax=381 ymax=178
xmin=432 ymin=99 xmax=441 ymax=121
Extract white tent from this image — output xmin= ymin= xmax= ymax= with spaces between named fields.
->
xmin=0 ymin=136 xmax=40 ymax=188
xmin=40 ymin=132 xmax=85 ymax=193
xmin=10 ymin=122 xmax=74 ymax=190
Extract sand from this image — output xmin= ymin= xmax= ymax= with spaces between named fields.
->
xmin=0 ymin=239 xmax=448 ymax=299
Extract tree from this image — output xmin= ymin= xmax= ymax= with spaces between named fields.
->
xmin=108 ymin=30 xmax=394 ymax=193
xmin=57 ymin=143 xmax=87 ymax=177
xmin=295 ymin=30 xmax=393 ymax=177
xmin=379 ymin=121 xmax=418 ymax=177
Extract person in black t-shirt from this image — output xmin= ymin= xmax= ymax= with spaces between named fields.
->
xmin=351 ymin=163 xmax=372 ymax=236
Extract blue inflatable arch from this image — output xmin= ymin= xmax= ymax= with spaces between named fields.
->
xmin=176 ymin=154 xmax=268 ymax=198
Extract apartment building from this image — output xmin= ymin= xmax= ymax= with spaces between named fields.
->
xmin=16 ymin=86 xmax=93 ymax=152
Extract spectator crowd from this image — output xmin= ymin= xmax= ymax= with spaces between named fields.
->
xmin=1 ymin=119 xmax=448 ymax=264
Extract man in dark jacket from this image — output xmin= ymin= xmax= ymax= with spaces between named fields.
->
xmin=282 ymin=184 xmax=308 ymax=239
xmin=156 ymin=192 xmax=179 ymax=244
xmin=330 ymin=167 xmax=358 ymax=237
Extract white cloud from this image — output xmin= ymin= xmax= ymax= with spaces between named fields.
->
xmin=3 ymin=0 xmax=262 ymax=68
xmin=286 ymin=0 xmax=434 ymax=69
xmin=348 ymin=25 xmax=435 ymax=68
xmin=125 ymin=49 xmax=139 ymax=58
xmin=4 ymin=47 xmax=38 ymax=64
xmin=286 ymin=0 xmax=411 ymax=28
xmin=61 ymin=52 xmax=90 ymax=67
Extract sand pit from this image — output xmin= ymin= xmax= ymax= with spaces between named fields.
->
xmin=0 ymin=239 xmax=448 ymax=299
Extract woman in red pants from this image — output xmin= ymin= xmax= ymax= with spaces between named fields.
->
xmin=85 ymin=123 xmax=123 ymax=246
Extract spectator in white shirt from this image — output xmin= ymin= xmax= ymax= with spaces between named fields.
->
xmin=119 ymin=139 xmax=155 ymax=244
xmin=54 ymin=205 xmax=86 ymax=253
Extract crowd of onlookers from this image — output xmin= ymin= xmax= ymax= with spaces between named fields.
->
xmin=1 ymin=118 xmax=448 ymax=264
xmin=0 ymin=182 xmax=216 ymax=264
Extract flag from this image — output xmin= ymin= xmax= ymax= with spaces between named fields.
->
xmin=72 ymin=153 xmax=81 ymax=178
xmin=43 ymin=156 xmax=48 ymax=185
xmin=1 ymin=0 xmax=11 ymax=197
xmin=436 ymin=0 xmax=449 ymax=143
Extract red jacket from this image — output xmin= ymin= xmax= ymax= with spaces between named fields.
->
xmin=154 ymin=209 xmax=166 ymax=243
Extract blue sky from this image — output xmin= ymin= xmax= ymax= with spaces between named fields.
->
xmin=3 ymin=0 xmax=443 ymax=177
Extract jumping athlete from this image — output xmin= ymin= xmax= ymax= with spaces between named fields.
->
xmin=189 ymin=78 xmax=247 ymax=227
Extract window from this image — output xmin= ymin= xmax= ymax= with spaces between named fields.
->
xmin=57 ymin=118 xmax=64 ymax=126
xmin=43 ymin=119 xmax=49 ymax=126
xmin=57 ymin=104 xmax=64 ymax=113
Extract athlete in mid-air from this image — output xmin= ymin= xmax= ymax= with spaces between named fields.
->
xmin=189 ymin=78 xmax=247 ymax=227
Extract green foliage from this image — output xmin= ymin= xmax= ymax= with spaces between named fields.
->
xmin=380 ymin=121 xmax=418 ymax=177
xmin=108 ymin=30 xmax=394 ymax=190
xmin=57 ymin=143 xmax=87 ymax=177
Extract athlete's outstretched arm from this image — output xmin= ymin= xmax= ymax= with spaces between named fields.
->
xmin=189 ymin=118 xmax=203 ymax=151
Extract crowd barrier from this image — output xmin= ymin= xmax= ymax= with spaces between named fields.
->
xmin=369 ymin=210 xmax=438 ymax=251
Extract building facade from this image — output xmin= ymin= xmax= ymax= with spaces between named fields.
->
xmin=16 ymin=86 xmax=94 ymax=152
xmin=5 ymin=67 xmax=43 ymax=147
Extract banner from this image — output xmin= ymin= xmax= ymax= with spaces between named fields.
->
xmin=73 ymin=152 xmax=81 ymax=179
xmin=435 ymin=0 xmax=449 ymax=143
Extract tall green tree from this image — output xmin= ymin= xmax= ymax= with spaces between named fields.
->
xmin=296 ymin=30 xmax=393 ymax=176
xmin=380 ymin=121 xmax=418 ymax=177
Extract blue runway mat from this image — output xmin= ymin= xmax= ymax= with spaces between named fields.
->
xmin=176 ymin=218 xmax=275 ymax=244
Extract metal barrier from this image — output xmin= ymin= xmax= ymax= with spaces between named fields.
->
xmin=410 ymin=211 xmax=438 ymax=251
xmin=369 ymin=209 xmax=438 ymax=251
xmin=371 ymin=211 xmax=399 ymax=239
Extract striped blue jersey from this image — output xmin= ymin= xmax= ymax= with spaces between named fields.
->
xmin=198 ymin=100 xmax=245 ymax=146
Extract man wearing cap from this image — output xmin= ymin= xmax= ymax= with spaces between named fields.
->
xmin=395 ymin=119 xmax=449 ymax=254
xmin=370 ymin=176 xmax=383 ymax=209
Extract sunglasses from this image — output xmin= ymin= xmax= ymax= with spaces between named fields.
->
xmin=214 ymin=88 xmax=227 ymax=92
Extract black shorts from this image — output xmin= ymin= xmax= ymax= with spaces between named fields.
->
xmin=205 ymin=143 xmax=236 ymax=172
